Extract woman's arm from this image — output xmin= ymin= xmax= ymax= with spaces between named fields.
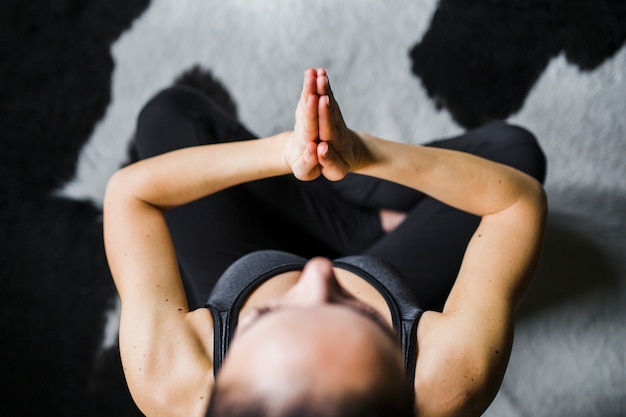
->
xmin=103 ymin=133 xmax=292 ymax=415
xmin=105 ymin=133 xmax=291 ymax=309
xmin=105 ymin=133 xmax=291 ymax=308
xmin=313 ymin=69 xmax=547 ymax=416
xmin=356 ymin=133 xmax=547 ymax=416
xmin=104 ymin=70 xmax=325 ymax=415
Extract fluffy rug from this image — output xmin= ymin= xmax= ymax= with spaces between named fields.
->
xmin=2 ymin=0 xmax=625 ymax=415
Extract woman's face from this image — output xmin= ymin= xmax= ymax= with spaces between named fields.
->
xmin=217 ymin=257 xmax=404 ymax=399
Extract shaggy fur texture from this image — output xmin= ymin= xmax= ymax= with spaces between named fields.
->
xmin=2 ymin=1 xmax=625 ymax=416
xmin=1 ymin=2 xmax=148 ymax=415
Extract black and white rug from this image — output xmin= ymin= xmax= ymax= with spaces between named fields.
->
xmin=2 ymin=1 xmax=625 ymax=415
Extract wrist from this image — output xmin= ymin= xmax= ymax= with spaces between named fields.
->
xmin=352 ymin=131 xmax=384 ymax=173
xmin=268 ymin=131 xmax=294 ymax=176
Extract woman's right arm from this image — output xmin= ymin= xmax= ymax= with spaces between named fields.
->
xmin=103 ymin=132 xmax=295 ymax=415
xmin=103 ymin=69 xmax=326 ymax=415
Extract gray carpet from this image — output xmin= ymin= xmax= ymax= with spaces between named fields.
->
xmin=59 ymin=1 xmax=626 ymax=415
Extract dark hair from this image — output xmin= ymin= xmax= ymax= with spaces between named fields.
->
xmin=205 ymin=376 xmax=415 ymax=417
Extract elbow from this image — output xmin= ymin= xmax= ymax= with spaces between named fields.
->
xmin=528 ymin=178 xmax=548 ymax=220
xmin=538 ymin=184 xmax=548 ymax=216
xmin=103 ymin=167 xmax=149 ymax=218
xmin=516 ymin=174 xmax=548 ymax=221
xmin=415 ymin=365 xmax=480 ymax=417
xmin=104 ymin=168 xmax=133 ymax=208
xmin=416 ymin=385 xmax=490 ymax=417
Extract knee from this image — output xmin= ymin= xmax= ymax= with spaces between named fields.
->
xmin=134 ymin=86 xmax=211 ymax=159
xmin=137 ymin=86 xmax=197 ymax=126
xmin=476 ymin=122 xmax=547 ymax=183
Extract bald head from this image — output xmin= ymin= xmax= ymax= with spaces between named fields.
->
xmin=218 ymin=305 xmax=406 ymax=406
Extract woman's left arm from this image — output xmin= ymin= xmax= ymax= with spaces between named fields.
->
xmin=413 ymin=173 xmax=547 ymax=417
xmin=290 ymin=68 xmax=547 ymax=416
xmin=339 ymin=132 xmax=547 ymax=416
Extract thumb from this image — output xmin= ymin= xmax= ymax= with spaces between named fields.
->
xmin=292 ymin=141 xmax=321 ymax=181
xmin=318 ymin=142 xmax=348 ymax=181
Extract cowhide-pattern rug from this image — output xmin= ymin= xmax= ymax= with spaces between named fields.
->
xmin=2 ymin=1 xmax=625 ymax=415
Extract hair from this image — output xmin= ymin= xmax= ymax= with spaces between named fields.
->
xmin=205 ymin=376 xmax=415 ymax=417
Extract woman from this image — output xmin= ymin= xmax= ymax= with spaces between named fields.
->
xmin=104 ymin=68 xmax=547 ymax=417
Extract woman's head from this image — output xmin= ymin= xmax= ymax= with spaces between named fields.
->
xmin=207 ymin=258 xmax=415 ymax=416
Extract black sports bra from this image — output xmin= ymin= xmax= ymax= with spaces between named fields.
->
xmin=205 ymin=250 xmax=423 ymax=383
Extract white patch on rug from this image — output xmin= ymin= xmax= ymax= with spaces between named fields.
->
xmin=59 ymin=0 xmax=455 ymax=206
xmin=511 ymin=46 xmax=626 ymax=203
xmin=99 ymin=297 xmax=121 ymax=351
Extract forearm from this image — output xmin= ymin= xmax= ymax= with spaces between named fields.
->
xmin=355 ymin=132 xmax=543 ymax=217
xmin=110 ymin=132 xmax=291 ymax=210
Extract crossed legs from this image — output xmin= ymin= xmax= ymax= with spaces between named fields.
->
xmin=135 ymin=69 xmax=546 ymax=311
xmin=302 ymin=68 xmax=546 ymax=310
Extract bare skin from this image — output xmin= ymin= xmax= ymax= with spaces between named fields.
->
xmin=104 ymin=68 xmax=547 ymax=417
xmin=287 ymin=68 xmax=407 ymax=232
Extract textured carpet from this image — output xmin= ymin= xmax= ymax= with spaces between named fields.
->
xmin=2 ymin=0 xmax=625 ymax=415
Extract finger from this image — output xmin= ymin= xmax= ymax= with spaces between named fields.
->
xmin=318 ymin=141 xmax=348 ymax=181
xmin=299 ymin=141 xmax=319 ymax=169
xmin=304 ymin=92 xmax=319 ymax=137
xmin=293 ymin=142 xmax=321 ymax=181
xmin=300 ymin=68 xmax=318 ymax=104
xmin=318 ymin=94 xmax=333 ymax=142
xmin=306 ymin=140 xmax=318 ymax=163
xmin=316 ymin=70 xmax=331 ymax=97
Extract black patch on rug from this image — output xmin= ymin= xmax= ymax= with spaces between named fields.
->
xmin=1 ymin=1 xmax=149 ymax=415
xmin=410 ymin=0 xmax=626 ymax=128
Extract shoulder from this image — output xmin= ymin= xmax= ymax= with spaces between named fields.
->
xmin=125 ymin=308 xmax=215 ymax=417
xmin=414 ymin=310 xmax=513 ymax=417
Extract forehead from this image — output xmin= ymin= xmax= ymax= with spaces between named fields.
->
xmin=229 ymin=305 xmax=400 ymax=374
xmin=238 ymin=304 xmax=395 ymax=344
xmin=222 ymin=308 xmax=398 ymax=392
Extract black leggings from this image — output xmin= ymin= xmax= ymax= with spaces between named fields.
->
xmin=135 ymin=86 xmax=546 ymax=311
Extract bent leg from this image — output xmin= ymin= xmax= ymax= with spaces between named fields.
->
xmin=428 ymin=121 xmax=546 ymax=183
xmin=365 ymin=122 xmax=546 ymax=311
xmin=134 ymin=86 xmax=265 ymax=307
xmin=134 ymin=87 xmax=336 ymax=306
xmin=330 ymin=122 xmax=545 ymax=212
xmin=135 ymin=85 xmax=255 ymax=157
xmin=134 ymin=86 xmax=383 ymax=306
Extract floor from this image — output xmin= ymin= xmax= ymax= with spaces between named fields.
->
xmin=2 ymin=1 xmax=625 ymax=415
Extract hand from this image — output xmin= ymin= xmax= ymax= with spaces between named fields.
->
xmin=284 ymin=68 xmax=370 ymax=181
xmin=284 ymin=68 xmax=323 ymax=181
xmin=316 ymin=68 xmax=369 ymax=181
